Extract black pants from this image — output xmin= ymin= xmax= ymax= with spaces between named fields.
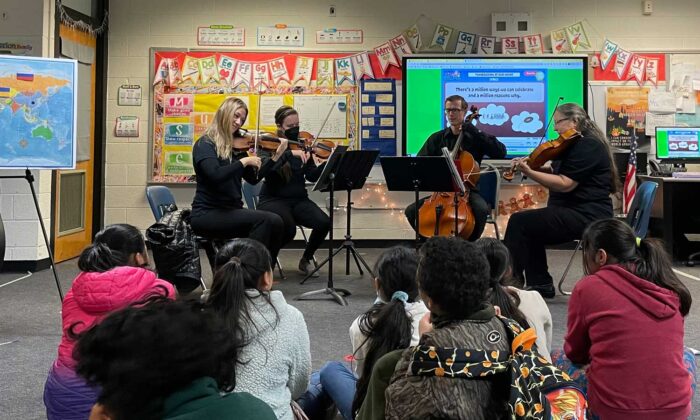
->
xmin=503 ymin=205 xmax=592 ymax=287
xmin=257 ymin=196 xmax=330 ymax=261
xmin=190 ymin=207 xmax=285 ymax=262
xmin=404 ymin=191 xmax=489 ymax=242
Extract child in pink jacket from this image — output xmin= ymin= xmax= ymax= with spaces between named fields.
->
xmin=43 ymin=224 xmax=175 ymax=420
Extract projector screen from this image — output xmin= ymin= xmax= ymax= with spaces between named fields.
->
xmin=402 ymin=56 xmax=588 ymax=158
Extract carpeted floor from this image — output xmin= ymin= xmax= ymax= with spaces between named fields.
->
xmin=2 ymin=245 xmax=700 ymax=419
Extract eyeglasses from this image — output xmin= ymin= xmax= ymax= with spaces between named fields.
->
xmin=555 ymin=118 xmax=570 ymax=125
xmin=444 ymin=108 xmax=464 ymax=114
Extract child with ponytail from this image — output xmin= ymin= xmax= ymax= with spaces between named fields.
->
xmin=206 ymin=238 xmax=311 ymax=420
xmin=562 ymin=218 xmax=693 ymax=419
xmin=475 ymin=237 xmax=553 ymax=361
xmin=317 ymin=246 xmax=427 ymax=420
xmin=43 ymin=224 xmax=175 ymax=420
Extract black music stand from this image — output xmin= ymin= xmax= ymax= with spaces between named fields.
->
xmin=380 ymin=154 xmax=465 ymax=249
xmin=297 ymin=148 xmax=378 ymax=306
xmin=0 ymin=169 xmax=64 ymax=301
xmin=295 ymin=145 xmax=349 ymax=305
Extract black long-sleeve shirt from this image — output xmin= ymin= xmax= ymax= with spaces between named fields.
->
xmin=417 ymin=123 xmax=507 ymax=163
xmin=191 ymin=136 xmax=274 ymax=214
xmin=258 ymin=149 xmax=326 ymax=199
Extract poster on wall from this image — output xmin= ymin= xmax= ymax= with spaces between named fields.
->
xmin=0 ymin=55 xmax=77 ymax=169
xmin=360 ymin=79 xmax=397 ymax=157
xmin=197 ymin=25 xmax=245 ymax=46
xmin=606 ymin=86 xmax=649 ymax=148
xmin=257 ymin=27 xmax=304 ymax=47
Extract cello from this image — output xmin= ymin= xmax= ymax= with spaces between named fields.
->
xmin=417 ymin=106 xmax=481 ymax=239
xmin=502 ymin=127 xmax=582 ymax=181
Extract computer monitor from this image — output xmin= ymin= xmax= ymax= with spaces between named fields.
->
xmin=655 ymin=127 xmax=700 ymax=164
xmin=402 ymin=56 xmax=588 ymax=158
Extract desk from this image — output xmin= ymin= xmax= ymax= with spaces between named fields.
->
xmin=639 ymin=175 xmax=700 ymax=261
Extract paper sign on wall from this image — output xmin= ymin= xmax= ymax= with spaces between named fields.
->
xmin=115 ymin=116 xmax=139 ymax=137
xmin=316 ymin=29 xmax=363 ymax=44
xmin=117 ymin=84 xmax=142 ymax=106
xmin=257 ymin=26 xmax=304 ymax=47
xmin=197 ymin=25 xmax=245 ymax=46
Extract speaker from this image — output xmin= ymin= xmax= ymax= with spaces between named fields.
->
xmin=614 ymin=152 xmax=647 ymax=183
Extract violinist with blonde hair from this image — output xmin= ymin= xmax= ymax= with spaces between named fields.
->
xmin=190 ymin=96 xmax=286 ymax=263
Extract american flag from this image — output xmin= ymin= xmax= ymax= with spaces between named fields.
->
xmin=623 ymin=130 xmax=638 ymax=213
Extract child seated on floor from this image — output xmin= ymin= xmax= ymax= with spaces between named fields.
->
xmin=315 ymin=246 xmax=428 ymax=420
xmin=380 ymin=237 xmax=510 ymax=419
xmin=74 ymin=297 xmax=276 ymax=420
xmin=557 ymin=218 xmax=693 ymax=419
xmin=43 ymin=224 xmax=175 ymax=420
xmin=475 ymin=237 xmax=553 ymax=361
xmin=205 ymin=238 xmax=311 ymax=420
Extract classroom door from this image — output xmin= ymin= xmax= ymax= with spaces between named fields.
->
xmin=53 ymin=26 xmax=96 ymax=262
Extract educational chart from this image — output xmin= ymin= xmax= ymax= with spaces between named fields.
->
xmin=294 ymin=95 xmax=348 ymax=138
xmin=360 ymin=79 xmax=397 ymax=157
xmin=0 ymin=55 xmax=77 ymax=169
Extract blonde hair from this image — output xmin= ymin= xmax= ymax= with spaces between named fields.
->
xmin=203 ymin=97 xmax=248 ymax=159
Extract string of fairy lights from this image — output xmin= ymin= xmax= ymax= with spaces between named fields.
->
xmin=350 ymin=182 xmax=550 ymax=238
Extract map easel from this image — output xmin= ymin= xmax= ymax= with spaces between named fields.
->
xmin=0 ymin=169 xmax=64 ymax=301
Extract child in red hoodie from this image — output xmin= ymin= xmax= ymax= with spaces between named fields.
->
xmin=564 ymin=218 xmax=693 ymax=419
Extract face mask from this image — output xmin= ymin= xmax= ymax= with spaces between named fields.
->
xmin=284 ymin=126 xmax=300 ymax=141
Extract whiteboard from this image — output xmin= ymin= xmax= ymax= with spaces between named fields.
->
xmin=293 ymin=95 xmax=347 ymax=138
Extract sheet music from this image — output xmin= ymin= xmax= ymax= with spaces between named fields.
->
xmin=293 ymin=95 xmax=347 ymax=138
xmin=313 ymin=145 xmax=349 ymax=192
xmin=441 ymin=147 xmax=466 ymax=194
xmin=259 ymin=95 xmax=285 ymax=126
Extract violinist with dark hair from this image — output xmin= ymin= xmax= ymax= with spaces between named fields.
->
xmin=503 ymin=102 xmax=619 ymax=298
xmin=256 ymin=105 xmax=331 ymax=276
xmin=190 ymin=97 xmax=285 ymax=265
xmin=404 ymin=95 xmax=507 ymax=241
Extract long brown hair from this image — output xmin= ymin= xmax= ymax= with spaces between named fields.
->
xmin=556 ymin=103 xmax=619 ymax=194
xmin=274 ymin=105 xmax=297 ymax=183
xmin=582 ymin=218 xmax=691 ymax=316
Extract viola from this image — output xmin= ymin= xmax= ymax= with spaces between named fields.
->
xmin=502 ymin=127 xmax=582 ymax=181
xmin=417 ymin=106 xmax=481 ymax=239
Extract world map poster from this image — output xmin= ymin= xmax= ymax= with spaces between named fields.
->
xmin=0 ymin=55 xmax=77 ymax=169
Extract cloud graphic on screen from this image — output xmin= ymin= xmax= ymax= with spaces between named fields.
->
xmin=478 ymin=104 xmax=509 ymax=126
xmin=511 ymin=111 xmax=544 ymax=134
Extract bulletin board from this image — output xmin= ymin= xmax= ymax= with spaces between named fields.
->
xmin=148 ymin=48 xmax=402 ymax=183
xmin=587 ymin=52 xmax=700 ymax=156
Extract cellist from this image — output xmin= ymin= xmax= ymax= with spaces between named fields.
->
xmin=404 ymin=95 xmax=507 ymax=241
xmin=503 ymin=103 xmax=619 ymax=298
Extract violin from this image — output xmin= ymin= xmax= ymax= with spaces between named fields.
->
xmin=295 ymin=131 xmax=334 ymax=160
xmin=234 ymin=129 xmax=335 ymax=160
xmin=417 ymin=106 xmax=481 ymax=239
xmin=502 ymin=127 xmax=582 ymax=181
xmin=231 ymin=131 xmax=297 ymax=153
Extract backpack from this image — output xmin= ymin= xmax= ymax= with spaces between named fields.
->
xmin=145 ymin=206 xmax=202 ymax=293
xmin=408 ymin=316 xmax=587 ymax=420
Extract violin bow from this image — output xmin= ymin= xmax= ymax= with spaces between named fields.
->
xmin=254 ymin=88 xmax=263 ymax=152
xmin=312 ymin=101 xmax=337 ymax=145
